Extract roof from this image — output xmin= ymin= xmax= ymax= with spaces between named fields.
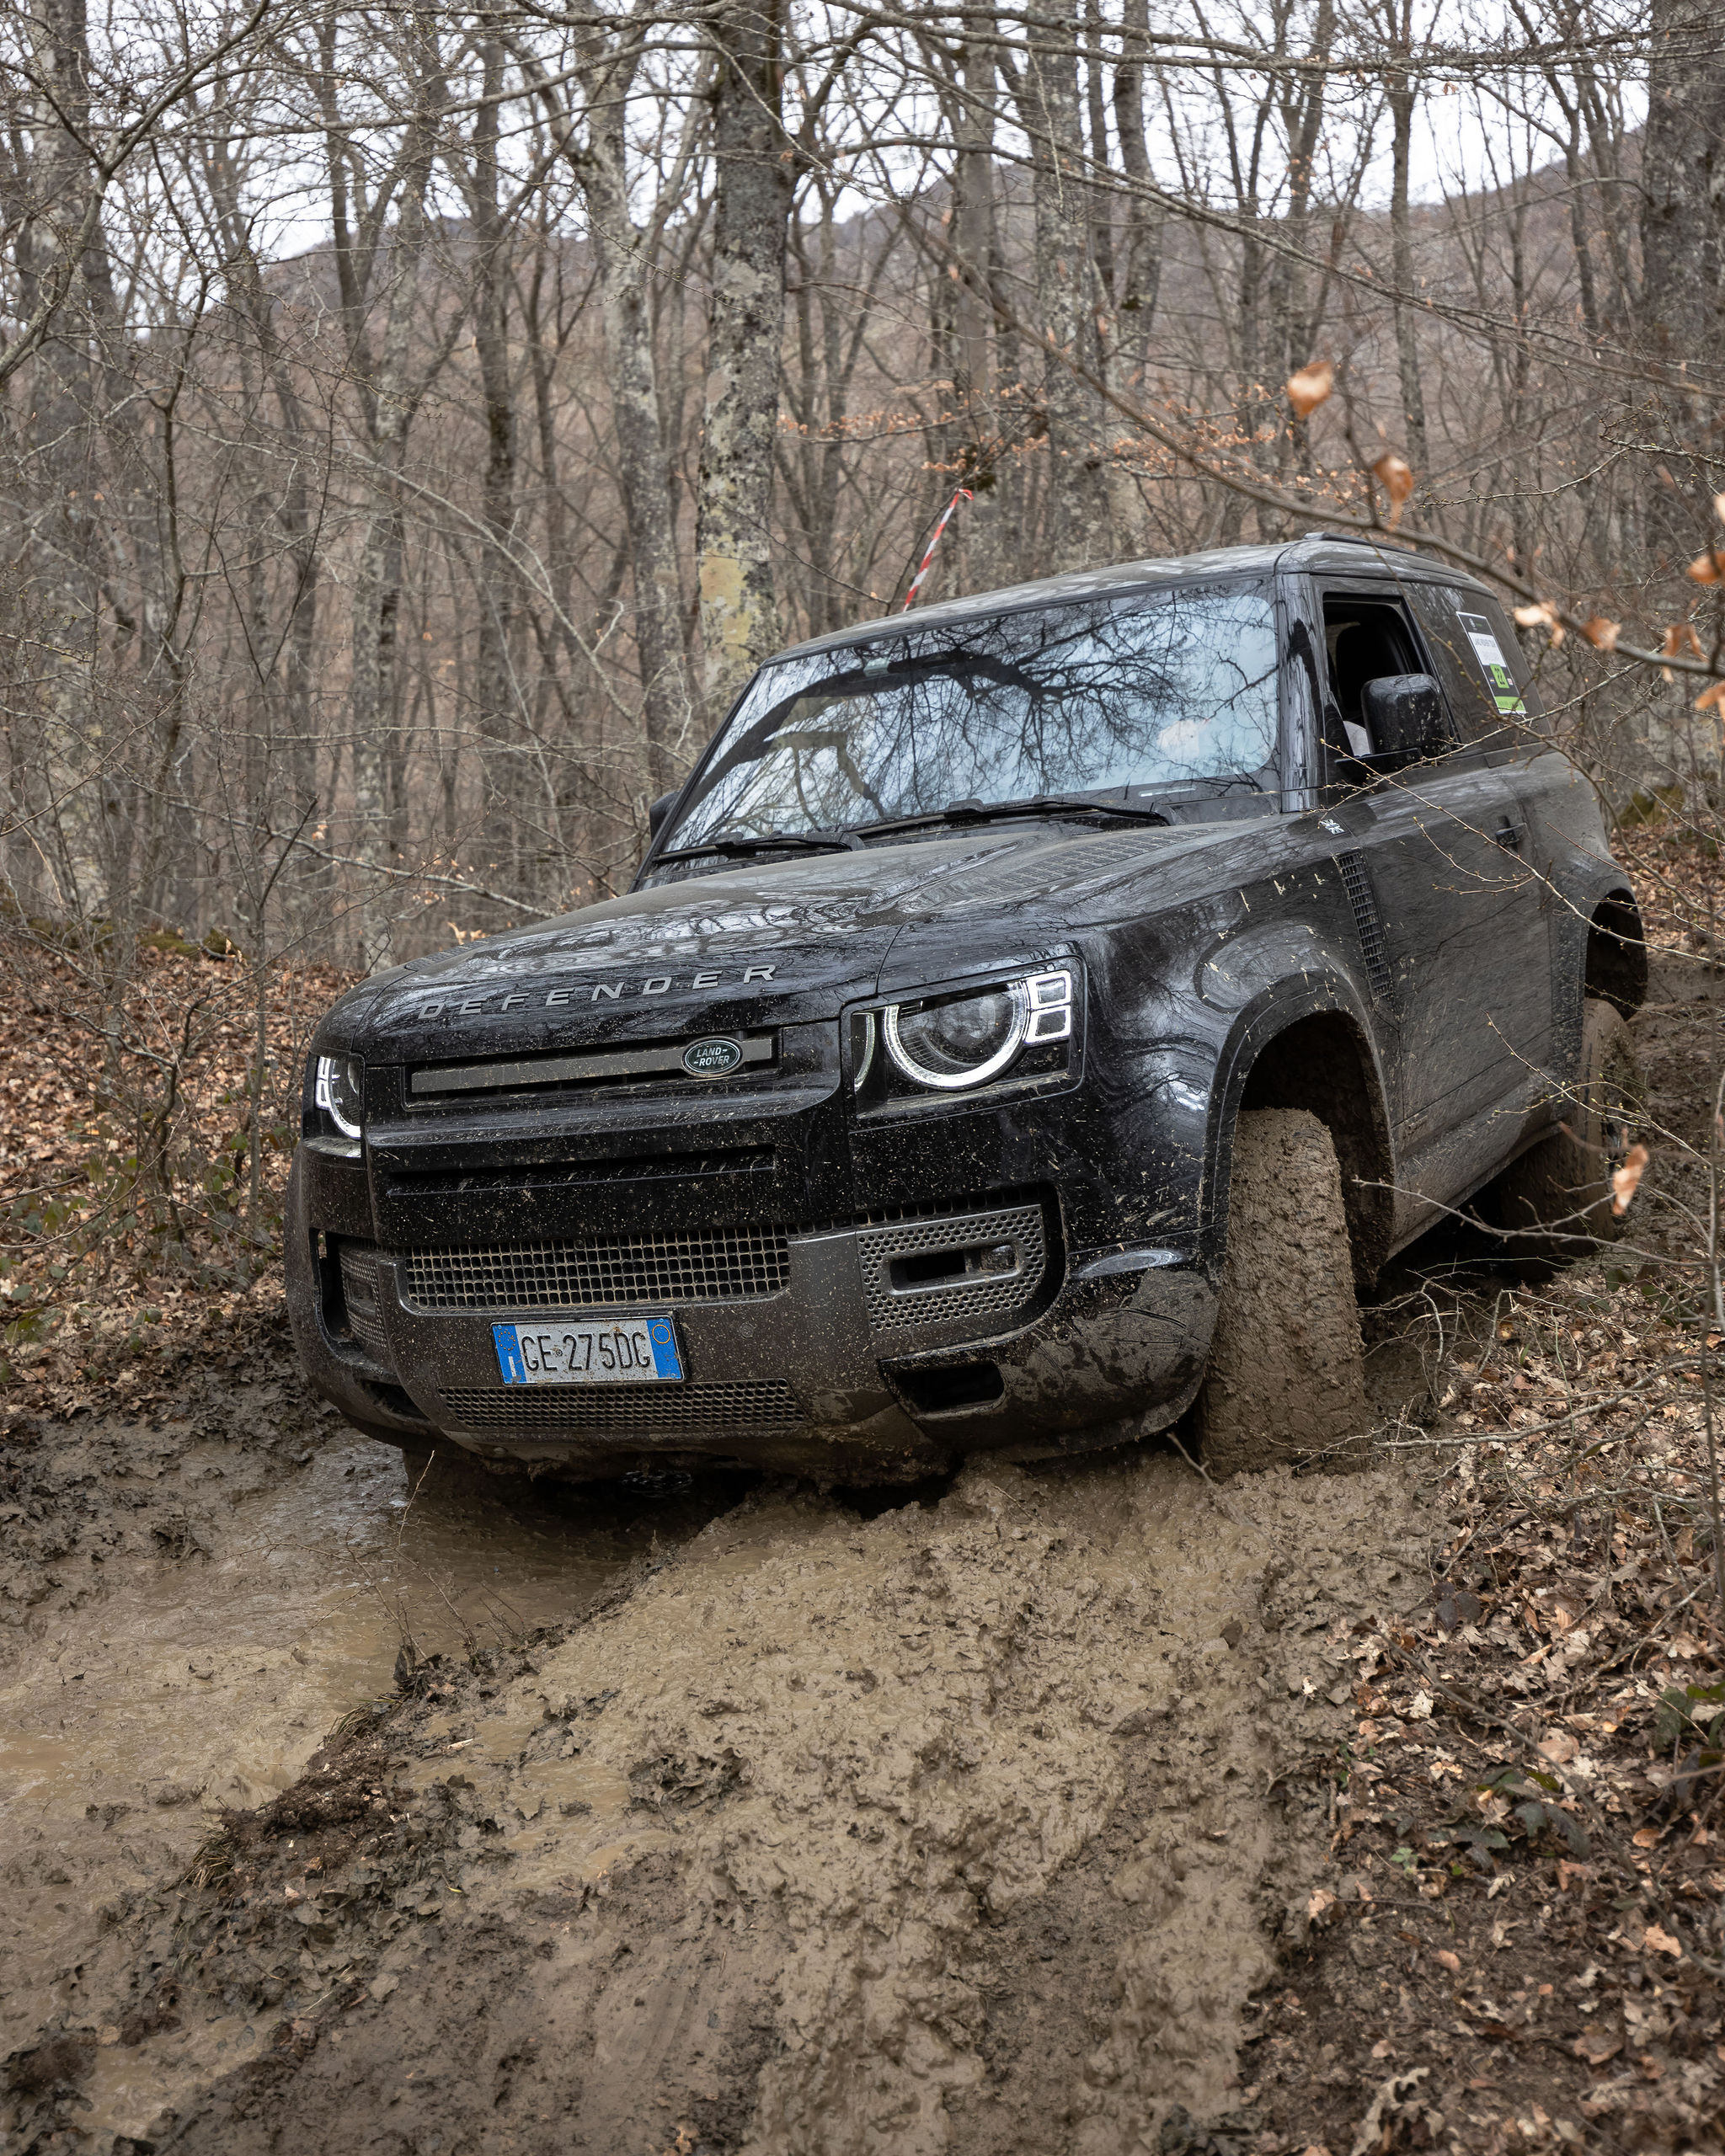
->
xmin=773 ymin=533 xmax=1485 ymax=664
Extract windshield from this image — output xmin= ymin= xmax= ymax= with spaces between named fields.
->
xmin=657 ymin=579 xmax=1280 ymax=861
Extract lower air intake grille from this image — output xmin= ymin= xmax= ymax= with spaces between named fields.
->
xmin=338 ymin=1242 xmax=391 ymax=1364
xmin=403 ymin=1229 xmax=790 ymax=1312
xmin=1337 ymin=850 xmax=1392 ymax=1001
xmin=858 ymin=1203 xmax=1047 ymax=1331
xmin=436 ymin=1382 xmax=801 ymax=1435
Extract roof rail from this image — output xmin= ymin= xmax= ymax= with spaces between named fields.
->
xmin=1301 ymin=529 xmax=1412 ymax=549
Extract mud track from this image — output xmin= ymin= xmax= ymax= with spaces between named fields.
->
xmin=2 ymin=1410 xmax=1434 ymax=2153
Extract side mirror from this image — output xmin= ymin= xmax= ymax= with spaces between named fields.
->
xmin=1359 ymin=672 xmax=1449 ymax=760
xmin=647 ymin=789 xmax=678 ymax=841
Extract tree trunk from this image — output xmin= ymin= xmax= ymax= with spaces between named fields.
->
xmin=469 ymin=34 xmax=519 ymax=753
xmin=697 ymin=0 xmax=792 ymax=707
xmin=1010 ymin=0 xmax=1112 ymax=573
xmin=1640 ymin=0 xmax=1725 ymax=571
xmin=1267 ymin=0 xmax=1333 ymax=478
xmin=1386 ymin=48 xmax=1430 ymax=484
xmin=1113 ymin=0 xmax=1164 ymax=353
xmin=348 ymin=34 xmax=440 ymax=972
xmin=574 ymin=29 xmax=699 ymax=791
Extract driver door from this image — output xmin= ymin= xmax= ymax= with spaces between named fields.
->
xmin=1315 ymin=579 xmax=1554 ymax=1197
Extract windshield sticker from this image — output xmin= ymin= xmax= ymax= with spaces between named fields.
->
xmin=1456 ymin=611 xmax=1527 ymax=717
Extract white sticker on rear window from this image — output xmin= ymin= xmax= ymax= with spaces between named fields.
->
xmin=1456 ymin=611 xmax=1526 ymax=717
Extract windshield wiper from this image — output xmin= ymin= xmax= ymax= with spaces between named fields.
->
xmin=856 ymin=794 xmax=1174 ymax=840
xmin=652 ymin=829 xmax=867 ymax=866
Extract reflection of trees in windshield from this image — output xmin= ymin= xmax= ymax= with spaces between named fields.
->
xmin=670 ymin=582 xmax=1280 ymax=846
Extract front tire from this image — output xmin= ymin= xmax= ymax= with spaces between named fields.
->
xmin=1197 ymin=1108 xmax=1374 ymax=1479
xmin=1490 ymin=996 xmax=1644 ymax=1262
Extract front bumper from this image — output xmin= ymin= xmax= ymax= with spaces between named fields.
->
xmin=285 ymin=1152 xmax=1215 ymax=1481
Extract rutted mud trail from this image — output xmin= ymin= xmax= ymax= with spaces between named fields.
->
xmin=3 ymin=1441 xmax=1434 ymax=2153
xmin=0 ymin=1382 xmax=740 ymax=2138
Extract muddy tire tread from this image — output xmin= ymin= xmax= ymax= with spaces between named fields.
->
xmin=1197 ymin=1107 xmax=1373 ymax=1479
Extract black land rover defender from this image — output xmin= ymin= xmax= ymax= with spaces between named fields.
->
xmin=286 ymin=536 xmax=1646 ymax=1482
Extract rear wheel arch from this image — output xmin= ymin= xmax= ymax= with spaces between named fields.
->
xmin=1585 ymin=889 xmax=1647 ymax=1017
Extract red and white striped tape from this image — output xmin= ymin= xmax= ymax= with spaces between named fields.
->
xmin=901 ymin=488 xmax=974 ymax=611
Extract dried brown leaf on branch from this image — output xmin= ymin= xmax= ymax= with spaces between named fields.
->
xmin=1370 ymin=451 xmax=1414 ymax=526
xmin=1287 ymin=360 xmax=1334 ymax=419
xmin=1610 ymin=1141 xmax=1650 ymax=1214
xmin=1663 ymin=621 xmax=1706 ymax=680
xmin=1514 ymin=599 xmax=1565 ymax=646
xmin=1688 ymin=549 xmax=1725 ymax=586
xmin=1581 ymin=615 xmax=1621 ymax=651
xmin=1696 ymin=680 xmax=1725 ymax=715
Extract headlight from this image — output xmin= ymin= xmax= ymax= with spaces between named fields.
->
xmin=881 ymin=970 xmax=1073 ymax=1092
xmin=314 ymin=1053 xmax=365 ymax=1139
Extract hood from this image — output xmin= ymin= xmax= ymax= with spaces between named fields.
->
xmin=320 ymin=819 xmax=1264 ymax=1062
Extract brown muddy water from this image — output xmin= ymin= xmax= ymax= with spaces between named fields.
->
xmin=0 ymin=1428 xmax=741 ymax=2079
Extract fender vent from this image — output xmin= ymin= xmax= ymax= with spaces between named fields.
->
xmin=1336 ymin=851 xmax=1391 ymax=1002
xmin=857 ymin=1203 xmax=1047 ymax=1332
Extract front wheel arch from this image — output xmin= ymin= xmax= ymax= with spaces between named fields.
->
xmin=1204 ymin=990 xmax=1397 ymax=1294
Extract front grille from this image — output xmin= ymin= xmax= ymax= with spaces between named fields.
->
xmin=384 ymin=1148 xmax=775 ymax=1198
xmin=338 ymin=1243 xmax=391 ymax=1363
xmin=436 ymin=1381 xmax=801 ymax=1435
xmin=858 ymin=1203 xmax=1047 ymax=1331
xmin=1337 ymin=850 xmax=1392 ymax=1001
xmin=403 ymin=1229 xmax=790 ymax=1312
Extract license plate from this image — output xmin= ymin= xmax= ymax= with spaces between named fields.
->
xmin=491 ymin=1316 xmax=684 ymax=1385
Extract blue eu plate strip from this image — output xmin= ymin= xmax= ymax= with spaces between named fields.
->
xmin=493 ymin=1323 xmax=525 ymax=1384
xmin=648 ymin=1318 xmax=684 ymax=1380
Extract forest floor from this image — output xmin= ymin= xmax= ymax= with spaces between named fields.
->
xmin=5 ymin=867 xmax=1725 ymax=2154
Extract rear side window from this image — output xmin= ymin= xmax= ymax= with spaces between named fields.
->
xmin=1406 ymin=584 xmax=1541 ymax=746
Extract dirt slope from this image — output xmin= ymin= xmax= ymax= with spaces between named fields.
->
xmin=2 ymin=1451 xmax=1432 ymax=2154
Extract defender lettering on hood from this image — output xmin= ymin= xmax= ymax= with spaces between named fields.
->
xmin=403 ymin=965 xmax=778 ymax=1021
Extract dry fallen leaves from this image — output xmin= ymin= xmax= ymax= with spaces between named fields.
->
xmin=1610 ymin=1140 xmax=1650 ymax=1214
xmin=1644 ymin=1924 xmax=1683 ymax=1959
xmin=1286 ymin=360 xmax=1334 ymax=419
xmin=1370 ymin=451 xmax=1415 ymax=526
xmin=1573 ymin=2025 xmax=1624 ymax=2066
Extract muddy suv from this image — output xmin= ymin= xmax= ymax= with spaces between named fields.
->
xmin=286 ymin=536 xmax=1646 ymax=1482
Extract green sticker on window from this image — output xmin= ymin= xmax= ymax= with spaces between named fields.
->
xmin=1457 ymin=611 xmax=1526 ymax=716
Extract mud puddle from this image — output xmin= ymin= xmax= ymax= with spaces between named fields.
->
xmin=1 ymin=1443 xmax=1441 ymax=2155
xmin=0 ymin=1433 xmax=743 ymax=2076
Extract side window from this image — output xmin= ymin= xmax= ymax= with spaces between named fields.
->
xmin=1318 ymin=590 xmax=1452 ymax=764
xmin=1405 ymin=584 xmax=1541 ymax=747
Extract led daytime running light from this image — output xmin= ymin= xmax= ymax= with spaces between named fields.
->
xmin=315 ymin=1054 xmax=364 ymax=1139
